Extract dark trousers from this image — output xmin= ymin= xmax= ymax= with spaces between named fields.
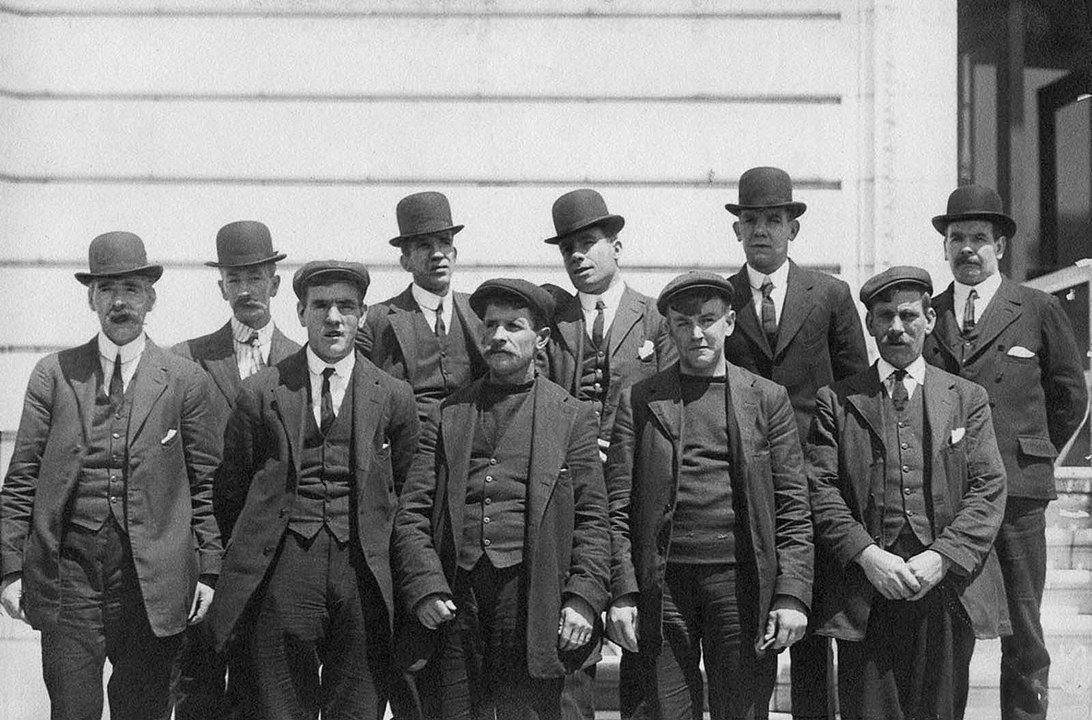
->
xmin=437 ymin=559 xmax=563 ymax=720
xmin=172 ymin=619 xmax=228 ymax=720
xmin=40 ymin=518 xmax=182 ymax=720
xmin=242 ymin=529 xmax=389 ymax=720
xmin=788 ymin=632 xmax=833 ymax=720
xmin=997 ymin=498 xmax=1050 ymax=720
xmin=646 ymin=563 xmax=775 ymax=720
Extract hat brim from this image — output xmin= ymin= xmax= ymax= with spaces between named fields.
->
xmin=724 ymin=201 xmax=807 ymax=218
xmin=204 ymin=252 xmax=287 ymax=269
xmin=388 ymin=224 xmax=464 ymax=247
xmin=931 ymin=212 xmax=1016 ymax=239
xmin=75 ymin=265 xmax=164 ymax=286
xmin=544 ymin=214 xmax=625 ymax=245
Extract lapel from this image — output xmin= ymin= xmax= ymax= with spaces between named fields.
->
xmin=442 ymin=381 xmax=480 ymax=545
xmin=646 ymin=367 xmax=683 ymax=447
xmin=350 ymin=357 xmax=384 ymax=473
xmin=387 ymin=285 xmax=421 ymax=376
xmin=607 ymin=285 xmax=643 ymax=360
xmin=271 ymin=350 xmax=310 ymax=479
xmin=728 ymin=268 xmax=772 ymax=358
xmin=269 ymin=325 xmax=299 ymax=364
xmin=199 ymin=323 xmax=242 ymax=407
xmin=64 ymin=338 xmax=103 ymax=444
xmin=930 ymin=286 xmax=962 ymax=362
xmin=964 ymin=279 xmax=1023 ymax=362
xmin=923 ymin=367 xmax=957 ymax=525
xmin=526 ymin=378 xmax=573 ymax=534
xmin=451 ymin=292 xmax=485 ymax=367
xmin=554 ymin=297 xmax=586 ymax=395
xmin=127 ymin=340 xmax=170 ymax=442
xmin=773 ymin=261 xmax=815 ymax=357
xmin=726 ymin=364 xmax=760 ymax=457
xmin=844 ymin=364 xmax=886 ymax=445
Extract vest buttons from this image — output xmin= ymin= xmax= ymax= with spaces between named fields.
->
xmin=901 ymin=465 xmax=910 ymax=473
xmin=112 ymin=432 xmax=121 ymax=439
xmin=905 ymin=510 xmax=915 ymax=517
xmin=900 ymin=443 xmax=909 ymax=450
xmin=483 ymin=517 xmax=490 ymax=523
xmin=904 ymin=488 xmax=913 ymax=496
xmin=484 ymin=539 xmax=491 ymax=546
xmin=484 ymin=498 xmax=492 ymax=505
xmin=489 ymin=458 xmax=497 ymax=465
xmin=485 ymin=476 xmax=493 ymax=483
xmin=110 ymin=497 xmax=118 ymax=504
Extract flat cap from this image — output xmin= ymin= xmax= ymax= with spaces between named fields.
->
xmin=469 ymin=278 xmax=556 ymax=325
xmin=858 ymin=265 xmax=933 ymax=306
xmin=292 ymin=260 xmax=371 ymax=300
xmin=656 ymin=270 xmax=734 ymax=316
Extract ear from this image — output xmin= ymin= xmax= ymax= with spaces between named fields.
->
xmin=610 ymin=237 xmax=623 ymax=259
xmin=994 ymin=236 xmax=1006 ymax=260
xmin=218 ymin=278 xmax=229 ymax=302
xmin=297 ymin=300 xmax=307 ymax=327
xmin=732 ymin=221 xmax=742 ymax=242
xmin=923 ymin=305 xmax=937 ymax=336
xmin=788 ymin=219 xmax=800 ymax=241
xmin=724 ymin=308 xmax=736 ymax=337
xmin=535 ymin=326 xmax=551 ymax=350
xmin=145 ymin=284 xmax=157 ymax=311
xmin=269 ymin=274 xmax=281 ymax=297
xmin=864 ymin=309 xmax=875 ymax=335
xmin=399 ymin=255 xmax=411 ymax=273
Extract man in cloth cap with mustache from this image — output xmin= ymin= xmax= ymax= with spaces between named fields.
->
xmin=1 ymin=232 xmax=223 ymax=720
xmin=171 ymin=220 xmax=299 ymax=719
xmin=922 ymin=186 xmax=1088 ymax=720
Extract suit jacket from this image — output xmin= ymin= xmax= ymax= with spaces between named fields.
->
xmin=806 ymin=364 xmax=1010 ymax=641
xmin=546 ymin=284 xmax=676 ymax=440
xmin=725 ymin=260 xmax=869 ymax=441
xmin=206 ymin=349 xmax=419 ymax=651
xmin=392 ymin=375 xmax=611 ymax=678
xmin=0 ymin=338 xmax=222 ymax=637
xmin=608 ymin=364 xmax=813 ymax=654
xmin=172 ymin=321 xmax=300 ymax=427
xmin=924 ymin=279 xmax=1088 ymax=500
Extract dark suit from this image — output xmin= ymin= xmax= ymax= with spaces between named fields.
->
xmin=608 ymin=364 xmax=813 ymax=718
xmin=1 ymin=337 xmax=222 ymax=719
xmin=806 ymin=365 xmax=1009 ymax=718
xmin=923 ymin=279 xmax=1088 ymax=719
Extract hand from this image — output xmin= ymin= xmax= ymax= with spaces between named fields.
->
xmin=762 ymin=595 xmax=808 ymax=650
xmin=558 ymin=595 xmax=596 ymax=651
xmin=188 ymin=582 xmax=215 ymax=625
xmin=414 ymin=594 xmax=456 ymax=630
xmin=906 ymin=549 xmax=951 ymax=601
xmin=856 ymin=545 xmax=921 ymax=600
xmin=0 ymin=574 xmax=28 ymax=625
xmin=606 ymin=594 xmax=639 ymax=652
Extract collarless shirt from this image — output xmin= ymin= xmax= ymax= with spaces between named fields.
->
xmin=578 ymin=279 xmax=626 ymax=336
xmin=877 ymin=355 xmax=927 ymax=402
xmin=231 ymin=317 xmax=275 ymax=371
xmin=97 ymin=331 xmax=146 ymax=393
xmin=412 ymin=283 xmax=454 ymax=334
xmin=305 ymin=346 xmax=355 ymax=426
xmin=746 ymin=260 xmax=790 ymax=324
xmin=953 ymin=272 xmax=1002 ymax=331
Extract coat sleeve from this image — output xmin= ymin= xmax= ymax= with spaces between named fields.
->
xmin=562 ymin=400 xmax=611 ymax=614
xmin=828 ymin=280 xmax=869 ymax=382
xmin=387 ymin=380 xmax=421 ymax=497
xmin=605 ymin=386 xmax=638 ymax=600
xmin=1040 ymin=294 xmax=1089 ymax=451
xmin=651 ymin=312 xmax=678 ymax=372
xmin=180 ymin=365 xmax=224 ymax=577
xmin=767 ymin=384 xmax=814 ymax=609
xmin=355 ymin=306 xmax=381 ymax=360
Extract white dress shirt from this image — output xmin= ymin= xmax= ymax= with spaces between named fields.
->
xmin=578 ymin=279 xmax=627 ymax=337
xmin=305 ymin=346 xmax=355 ymax=426
xmin=231 ymin=317 xmax=275 ymax=379
xmin=97 ymin=331 xmax=146 ymax=393
xmin=746 ymin=261 xmax=791 ymax=325
xmin=412 ymin=283 xmax=454 ymax=334
xmin=876 ymin=355 xmax=927 ymax=402
xmin=953 ymin=272 xmax=1002 ymax=331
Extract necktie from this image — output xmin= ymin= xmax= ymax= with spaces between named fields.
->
xmin=591 ymin=300 xmax=606 ymax=348
xmin=242 ymin=331 xmax=263 ymax=378
xmin=891 ymin=369 xmax=909 ymax=412
xmin=320 ymin=367 xmax=336 ymax=434
xmin=760 ymin=277 xmax=778 ymax=347
xmin=435 ymin=302 xmax=446 ymax=338
xmin=963 ymin=288 xmax=978 ymax=334
xmin=109 ymin=352 xmax=124 ymax=411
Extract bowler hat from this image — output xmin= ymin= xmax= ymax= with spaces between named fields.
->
xmin=205 ymin=221 xmax=286 ymax=268
xmin=292 ymin=260 xmax=371 ymax=300
xmin=724 ymin=166 xmax=807 ymax=218
xmin=389 ymin=192 xmax=464 ymax=247
xmin=656 ymin=271 xmax=735 ymax=316
xmin=544 ymin=189 xmax=625 ymax=245
xmin=470 ymin=278 xmax=556 ymax=326
xmin=931 ymin=185 xmax=1017 ymax=238
xmin=859 ymin=266 xmax=933 ymax=307
xmin=75 ymin=231 xmax=164 ymax=286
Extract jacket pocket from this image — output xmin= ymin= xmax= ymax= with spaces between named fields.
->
xmin=1016 ymin=435 xmax=1057 ymax=460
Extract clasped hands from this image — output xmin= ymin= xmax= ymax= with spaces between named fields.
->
xmin=856 ymin=545 xmax=950 ymax=601
xmin=414 ymin=592 xmax=598 ymax=651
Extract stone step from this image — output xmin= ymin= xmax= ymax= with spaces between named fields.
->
xmin=1043 ymin=569 xmax=1092 ymax=614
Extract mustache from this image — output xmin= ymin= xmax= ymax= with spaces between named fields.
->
xmin=233 ymin=297 xmax=268 ymax=310
xmin=107 ymin=309 xmax=137 ymax=322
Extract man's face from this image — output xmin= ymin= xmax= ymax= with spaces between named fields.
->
xmin=480 ymin=302 xmax=549 ymax=384
xmin=944 ymin=219 xmax=1005 ymax=286
xmin=218 ymin=263 xmax=280 ymax=329
xmin=866 ymin=288 xmax=936 ymax=369
xmin=399 ymin=233 xmax=457 ymax=295
xmin=733 ymin=207 xmax=798 ymax=275
xmin=297 ymin=281 xmax=364 ymax=363
xmin=666 ymin=296 xmax=735 ymax=376
xmin=88 ymin=276 xmax=156 ymax=346
xmin=558 ymin=226 xmax=622 ymax=294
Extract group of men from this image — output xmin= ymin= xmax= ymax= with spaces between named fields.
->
xmin=0 ymin=167 xmax=1086 ymax=720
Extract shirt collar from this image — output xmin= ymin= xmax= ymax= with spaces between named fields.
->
xmin=954 ymin=271 xmax=1002 ymax=306
xmin=578 ymin=277 xmax=626 ymax=312
xmin=746 ymin=260 xmax=790 ymax=290
xmin=411 ymin=283 xmax=448 ymax=312
xmin=876 ymin=355 xmax=927 ymax=386
xmin=305 ymin=346 xmax=356 ymax=378
xmin=97 ymin=331 xmax=146 ymax=364
xmin=230 ymin=316 xmax=275 ymax=345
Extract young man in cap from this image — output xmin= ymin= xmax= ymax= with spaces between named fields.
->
xmin=393 ymin=278 xmax=610 ymax=720
xmin=0 ymin=232 xmax=223 ymax=720
xmin=541 ymin=188 xmax=675 ymax=720
xmin=723 ymin=165 xmax=868 ymax=719
xmin=922 ymin=185 xmax=1088 ymax=720
xmin=608 ymin=270 xmax=813 ymax=720
xmin=171 ymin=220 xmax=299 ymax=720
xmin=808 ymin=266 xmax=1009 ymax=720
xmin=357 ymin=191 xmax=487 ymax=425
xmin=207 ymin=261 xmax=419 ymax=720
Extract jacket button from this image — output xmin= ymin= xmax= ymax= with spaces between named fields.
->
xmin=263 ymin=546 xmax=274 ymax=555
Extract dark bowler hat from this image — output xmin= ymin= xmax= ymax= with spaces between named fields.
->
xmin=206 ymin=221 xmax=286 ymax=268
xmin=858 ymin=266 xmax=933 ymax=307
xmin=470 ymin=278 xmax=556 ymax=325
xmin=389 ymin=191 xmax=464 ymax=247
xmin=292 ymin=260 xmax=371 ymax=300
xmin=75 ymin=231 xmax=164 ymax=286
xmin=656 ymin=271 xmax=735 ymax=316
xmin=544 ymin=189 xmax=625 ymax=245
xmin=931 ymin=185 xmax=1017 ymax=238
xmin=725 ymin=166 xmax=807 ymax=218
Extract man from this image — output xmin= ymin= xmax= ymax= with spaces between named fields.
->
xmin=393 ymin=279 xmax=610 ymax=720
xmin=608 ymin=271 xmax=813 ymax=720
xmin=207 ymin=261 xmax=419 ymax=720
xmin=542 ymin=188 xmax=675 ymax=719
xmin=723 ymin=165 xmax=869 ymax=719
xmin=171 ymin=220 xmax=299 ymax=720
xmin=0 ymin=232 xmax=222 ymax=720
xmin=922 ymin=185 xmax=1088 ymax=720
xmin=808 ymin=266 xmax=1009 ymax=720
xmin=357 ymin=191 xmax=487 ymax=424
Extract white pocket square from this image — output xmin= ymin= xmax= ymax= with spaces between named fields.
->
xmin=160 ymin=428 xmax=178 ymax=445
xmin=950 ymin=427 xmax=965 ymax=444
xmin=637 ymin=340 xmax=655 ymax=360
xmin=1007 ymin=345 xmax=1036 ymax=358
